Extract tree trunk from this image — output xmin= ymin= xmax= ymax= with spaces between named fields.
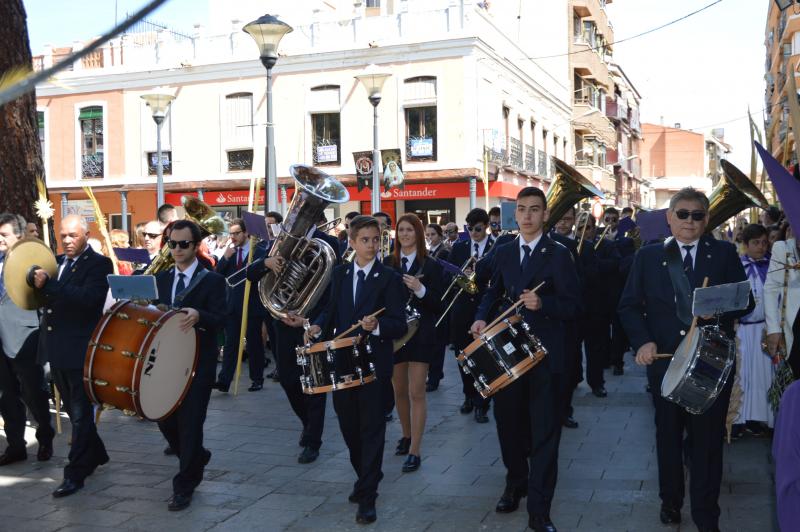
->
xmin=0 ymin=0 xmax=43 ymax=225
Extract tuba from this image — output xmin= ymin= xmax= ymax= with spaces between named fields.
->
xmin=143 ymin=196 xmax=228 ymax=275
xmin=706 ymin=160 xmax=770 ymax=232
xmin=544 ymin=157 xmax=604 ymax=232
xmin=258 ymin=165 xmax=349 ymax=319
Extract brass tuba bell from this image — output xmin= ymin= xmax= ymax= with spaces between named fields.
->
xmin=258 ymin=165 xmax=350 ymax=319
xmin=544 ymin=157 xmax=604 ymax=232
xmin=2 ymin=238 xmax=58 ymax=310
xmin=706 ymin=160 xmax=770 ymax=232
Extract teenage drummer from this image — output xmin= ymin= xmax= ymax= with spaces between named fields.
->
xmin=470 ymin=187 xmax=579 ymax=532
xmin=618 ymin=187 xmax=753 ymax=531
xmin=307 ymin=215 xmax=407 ymax=525
xmin=151 ymin=220 xmax=227 ymax=511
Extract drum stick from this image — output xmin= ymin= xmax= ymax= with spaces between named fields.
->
xmin=53 ymin=383 xmax=62 ymax=434
xmin=333 ymin=308 xmax=385 ymax=341
xmin=483 ymin=282 xmax=546 ymax=332
xmin=654 ymin=354 xmax=673 ymax=359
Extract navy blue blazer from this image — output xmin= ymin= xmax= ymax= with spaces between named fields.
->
xmin=216 ymin=241 xmax=268 ymax=318
xmin=583 ymin=237 xmax=621 ymax=316
xmin=446 ymin=237 xmax=494 ymax=337
xmin=475 ymin=234 xmax=580 ymax=374
xmin=384 ymin=254 xmax=444 ymax=348
xmin=618 ymin=235 xmax=754 ymax=378
xmin=314 ymin=229 xmax=342 ymax=263
xmin=154 ymin=265 xmax=227 ymax=386
xmin=313 ymin=260 xmax=407 ymax=379
xmin=38 ymin=247 xmax=113 ymax=369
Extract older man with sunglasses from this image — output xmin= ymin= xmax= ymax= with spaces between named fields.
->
xmin=141 ymin=220 xmax=165 ymax=261
xmin=618 ymin=187 xmax=753 ymax=532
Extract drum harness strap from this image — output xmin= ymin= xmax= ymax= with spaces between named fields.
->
xmin=664 ymin=237 xmax=693 ymax=328
xmin=173 ymin=268 xmax=209 ymax=308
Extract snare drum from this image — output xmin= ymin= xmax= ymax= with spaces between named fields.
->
xmin=393 ymin=305 xmax=421 ymax=353
xmin=458 ymin=315 xmax=547 ymax=398
xmin=84 ymin=300 xmax=199 ymax=421
xmin=296 ymin=335 xmax=376 ymax=394
xmin=661 ymin=325 xmax=735 ymax=415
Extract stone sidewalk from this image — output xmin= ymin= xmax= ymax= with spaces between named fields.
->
xmin=0 ymin=353 xmax=777 ymax=531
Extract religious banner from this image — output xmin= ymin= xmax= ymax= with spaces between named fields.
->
xmin=353 ymin=151 xmax=374 ymax=192
xmin=381 ymin=149 xmax=404 ymax=191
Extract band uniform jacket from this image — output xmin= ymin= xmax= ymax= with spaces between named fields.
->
xmin=38 ymin=247 xmax=113 ymax=369
xmin=313 ymin=260 xmax=407 ymax=379
xmin=215 ymin=241 xmax=268 ymax=319
xmin=383 ymin=255 xmax=444 ymax=350
xmin=154 ymin=265 xmax=227 ymax=386
xmin=475 ymin=235 xmax=580 ymax=374
xmin=617 ymin=235 xmax=754 ymax=379
xmin=447 ymin=238 xmax=494 ymax=343
xmin=0 ymin=254 xmax=40 ymax=357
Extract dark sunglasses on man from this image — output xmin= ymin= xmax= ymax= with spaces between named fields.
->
xmin=143 ymin=232 xmax=161 ymax=239
xmin=467 ymin=225 xmax=485 ymax=233
xmin=674 ymin=210 xmax=706 ymax=221
xmin=489 ymin=222 xmax=501 ymax=229
xmin=167 ymin=239 xmax=195 ymax=250
xmin=445 ymin=228 xmax=458 ymax=235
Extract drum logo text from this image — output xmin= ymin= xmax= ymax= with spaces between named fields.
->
xmin=144 ymin=348 xmax=157 ymax=376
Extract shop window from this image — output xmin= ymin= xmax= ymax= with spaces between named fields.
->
xmin=79 ymin=105 xmax=103 ymax=178
xmin=227 ymin=149 xmax=253 ymax=171
xmin=405 ymin=106 xmax=437 ymax=161
xmin=224 ymin=92 xmax=253 ymax=148
xmin=311 ymin=112 xmax=341 ymax=166
xmin=147 ymin=151 xmax=172 ymax=175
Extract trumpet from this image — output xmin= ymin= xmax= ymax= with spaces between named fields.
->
xmin=435 ymin=256 xmax=479 ymax=327
xmin=316 ymin=217 xmax=341 ymax=235
xmin=379 ymin=228 xmax=392 ymax=261
xmin=343 ymin=248 xmax=355 ymax=263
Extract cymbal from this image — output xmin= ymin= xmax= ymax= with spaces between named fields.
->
xmin=3 ymin=238 xmax=57 ymax=310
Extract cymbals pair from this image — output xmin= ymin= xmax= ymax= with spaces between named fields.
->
xmin=2 ymin=238 xmax=57 ymax=310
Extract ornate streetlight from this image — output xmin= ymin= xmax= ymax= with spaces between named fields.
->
xmin=141 ymin=87 xmax=176 ymax=209
xmin=355 ymin=65 xmax=391 ymax=213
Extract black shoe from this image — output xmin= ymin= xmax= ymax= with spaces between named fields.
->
xmin=95 ymin=453 xmax=109 ymax=467
xmin=248 ymin=382 xmax=263 ymax=392
xmin=356 ymin=502 xmax=377 ymax=524
xmin=213 ymin=382 xmax=230 ymax=393
xmin=270 ymin=371 xmax=280 ymax=382
xmin=52 ymin=478 xmax=84 ymax=498
xmin=298 ymin=446 xmax=319 ymax=464
xmin=348 ymin=491 xmax=359 ymax=504
xmin=395 ymin=437 xmax=411 ymax=456
xmin=459 ymin=399 xmax=474 ymax=414
xmin=0 ymin=449 xmax=27 ymax=466
xmin=529 ymin=515 xmax=557 ymax=531
xmin=425 ymin=382 xmax=439 ymax=392
xmin=659 ymin=505 xmax=681 ymax=524
xmin=203 ymin=448 xmax=212 ymax=466
xmin=612 ymin=366 xmax=624 ymax=376
xmin=168 ymin=492 xmax=192 ymax=511
xmin=384 ymin=413 xmax=393 ymax=422
xmin=645 ymin=384 xmax=652 ymax=393
xmin=402 ymin=454 xmax=421 ymax=473
xmin=563 ymin=417 xmax=579 ymax=429
xmin=592 ymin=387 xmax=608 ymax=398
xmin=474 ymin=406 xmax=489 ymax=423
xmin=495 ymin=486 xmax=526 ymax=513
xmin=37 ymin=442 xmax=53 ymax=462
xmin=164 ymin=445 xmax=176 ymax=456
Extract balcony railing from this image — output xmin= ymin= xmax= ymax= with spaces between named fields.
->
xmin=81 ymin=153 xmax=104 ymax=178
xmin=537 ymin=150 xmax=548 ymax=176
xmin=605 ymin=98 xmax=628 ymax=122
xmin=508 ymin=138 xmax=523 ymax=168
xmin=524 ymin=145 xmax=536 ymax=172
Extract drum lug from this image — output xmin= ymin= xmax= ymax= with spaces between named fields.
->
xmin=365 ymin=343 xmax=372 ymax=354
xmin=521 ymin=344 xmax=532 ymax=357
xmin=93 ymin=379 xmax=109 ymax=387
xmin=122 ymin=409 xmax=138 ymax=417
xmin=116 ymin=312 xmax=130 ymax=320
xmin=101 ymin=403 xmax=116 ymax=410
xmin=465 ymin=357 xmax=476 ymax=368
xmin=520 ymin=321 xmax=530 ymax=332
xmin=461 ymin=364 xmax=471 ymax=375
xmin=137 ymin=318 xmax=152 ymax=326
xmin=89 ymin=342 xmax=113 ymax=352
xmin=473 ymin=381 xmax=482 ymax=392
xmin=121 ymin=351 xmax=143 ymax=360
xmin=507 ymin=325 xmax=518 ymax=337
xmin=326 ymin=349 xmax=335 ymax=364
xmin=478 ymin=374 xmax=491 ymax=391
xmin=329 ymin=372 xmax=338 ymax=390
xmin=115 ymin=386 xmax=136 ymax=395
xmin=296 ymin=354 xmax=307 ymax=366
xmin=356 ymin=366 xmax=364 ymax=383
xmin=368 ymin=362 xmax=375 ymax=373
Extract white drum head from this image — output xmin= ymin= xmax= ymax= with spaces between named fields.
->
xmin=661 ymin=331 xmax=699 ymax=396
xmin=137 ymin=314 xmax=197 ymax=420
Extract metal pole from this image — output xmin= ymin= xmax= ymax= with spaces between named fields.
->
xmin=266 ymin=67 xmax=278 ymax=212
xmin=280 ymin=185 xmax=288 ymax=217
xmin=371 ymin=101 xmax=380 ymax=213
xmin=197 ymin=188 xmax=204 ymax=201
xmin=469 ymin=177 xmax=477 ymax=209
xmin=155 ymin=116 xmax=165 ymax=209
xmin=61 ymin=192 xmax=69 ymax=219
xmin=120 ymin=191 xmax=128 ymax=231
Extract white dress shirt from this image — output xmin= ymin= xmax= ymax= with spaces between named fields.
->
xmin=400 ymin=250 xmax=426 ymax=299
xmin=58 ymin=245 xmax=90 ymax=280
xmin=471 ymin=237 xmax=490 ymax=258
xmin=352 ymin=257 xmax=380 ymax=336
xmin=519 ymin=234 xmax=543 ymax=264
xmin=171 ymin=259 xmax=199 ymax=304
xmin=676 ymin=238 xmax=700 ymax=268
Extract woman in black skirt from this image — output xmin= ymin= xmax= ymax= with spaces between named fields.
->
xmin=384 ymin=214 xmax=444 ymax=472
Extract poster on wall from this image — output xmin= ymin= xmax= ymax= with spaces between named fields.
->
xmin=353 ymin=151 xmax=374 ymax=192
xmin=64 ymin=200 xmax=96 ymax=222
xmin=381 ymin=149 xmax=404 ymax=191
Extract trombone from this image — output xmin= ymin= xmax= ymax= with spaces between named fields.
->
xmin=435 ymin=256 xmax=479 ymax=327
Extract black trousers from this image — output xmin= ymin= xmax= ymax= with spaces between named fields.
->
xmin=0 ymin=333 xmax=54 ymax=453
xmin=609 ymin=313 xmax=629 ymax=369
xmin=218 ymin=314 xmax=266 ymax=386
xmin=332 ymin=380 xmax=385 ymax=505
xmin=453 ymin=334 xmax=488 ymax=409
xmin=648 ymin=370 xmax=732 ymax=529
xmin=493 ymin=363 xmax=562 ymax=518
xmin=274 ymin=322 xmax=326 ymax=450
xmin=157 ymin=379 xmax=212 ymax=495
xmin=580 ymin=315 xmax=610 ymax=389
xmin=560 ymin=321 xmax=580 ymax=421
xmin=426 ymin=341 xmax=447 ymax=385
xmin=51 ymin=367 xmax=108 ymax=482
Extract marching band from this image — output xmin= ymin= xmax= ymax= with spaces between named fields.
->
xmin=0 ymin=157 xmax=796 ymax=532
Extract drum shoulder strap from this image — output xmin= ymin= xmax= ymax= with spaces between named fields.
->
xmin=663 ymin=237 xmax=693 ymax=327
xmin=174 ymin=268 xmax=209 ymax=307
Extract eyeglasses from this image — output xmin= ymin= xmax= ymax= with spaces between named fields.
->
xmin=143 ymin=232 xmax=161 ymax=239
xmin=674 ymin=210 xmax=706 ymax=221
xmin=229 ymin=230 xmax=244 ymax=237
xmin=467 ymin=225 xmax=485 ymax=233
xmin=489 ymin=222 xmax=500 ymax=229
xmin=445 ymin=229 xmax=458 ymax=234
xmin=167 ymin=239 xmax=194 ymax=249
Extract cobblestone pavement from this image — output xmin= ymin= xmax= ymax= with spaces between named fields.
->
xmin=0 ymin=352 xmax=777 ymax=531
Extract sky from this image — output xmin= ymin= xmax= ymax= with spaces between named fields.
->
xmin=23 ymin=0 xmax=767 ymax=170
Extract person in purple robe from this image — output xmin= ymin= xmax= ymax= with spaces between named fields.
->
xmin=773 ymin=379 xmax=800 ymax=531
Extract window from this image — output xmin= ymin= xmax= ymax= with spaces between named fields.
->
xmin=542 ymin=129 xmax=549 ymax=153
xmin=37 ymin=111 xmax=45 ymax=155
xmin=147 ymin=151 xmax=172 ymax=175
xmin=227 ymin=149 xmax=253 ymax=171
xmin=366 ymin=0 xmax=380 ymax=6
xmin=311 ymin=113 xmax=341 ymax=166
xmin=405 ymin=106 xmax=437 ymax=161
xmin=79 ymin=106 xmax=103 ymax=178
xmin=224 ymin=93 xmax=253 ymax=147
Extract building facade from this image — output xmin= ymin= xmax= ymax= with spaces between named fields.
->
xmin=606 ymin=62 xmax=643 ymax=207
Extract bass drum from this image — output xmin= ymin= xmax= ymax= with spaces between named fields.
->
xmin=661 ymin=325 xmax=735 ymax=415
xmin=84 ymin=300 xmax=199 ymax=421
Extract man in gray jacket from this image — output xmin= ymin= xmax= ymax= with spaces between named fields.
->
xmin=0 ymin=213 xmax=54 ymax=465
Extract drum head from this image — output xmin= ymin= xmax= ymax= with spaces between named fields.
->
xmin=137 ymin=313 xmax=198 ymax=420
xmin=661 ymin=330 xmax=699 ymax=395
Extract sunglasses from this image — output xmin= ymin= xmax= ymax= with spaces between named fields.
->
xmin=674 ymin=210 xmax=706 ymax=221
xmin=489 ymin=222 xmax=500 ymax=228
xmin=143 ymin=232 xmax=161 ymax=239
xmin=167 ymin=239 xmax=195 ymax=249
xmin=467 ymin=225 xmax=485 ymax=233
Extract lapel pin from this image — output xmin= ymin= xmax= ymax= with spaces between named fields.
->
xmin=707 ymin=254 xmax=711 ymax=259
xmin=541 ymin=247 xmax=547 ymax=253
xmin=662 ymin=261 xmax=667 ymax=266
xmin=373 ymin=272 xmax=379 ymax=278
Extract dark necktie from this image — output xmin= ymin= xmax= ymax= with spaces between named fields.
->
xmin=682 ymin=245 xmax=694 ymax=279
xmin=174 ymin=272 xmax=186 ymax=304
xmin=355 ymin=270 xmax=366 ymax=306
xmin=520 ymin=244 xmax=532 ymax=271
xmin=401 ymin=257 xmax=409 ymax=274
xmin=236 ymin=248 xmax=243 ymax=268
xmin=473 ymin=242 xmax=480 ymax=258
xmin=59 ymin=258 xmax=74 ymax=281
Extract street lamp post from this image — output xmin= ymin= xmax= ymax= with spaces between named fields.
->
xmin=141 ymin=88 xmax=176 ymax=209
xmin=243 ymin=14 xmax=293 ymax=213
xmin=355 ymin=66 xmax=391 ymax=214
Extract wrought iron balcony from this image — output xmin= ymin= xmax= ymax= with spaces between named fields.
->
xmin=81 ymin=153 xmax=104 ymax=178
